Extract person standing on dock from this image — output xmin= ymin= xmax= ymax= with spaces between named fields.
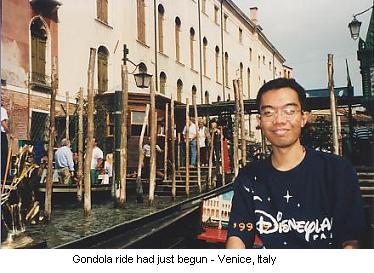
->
xmin=198 ymin=119 xmax=209 ymax=166
xmin=55 ymin=138 xmax=75 ymax=185
xmin=226 ymin=78 xmax=366 ymax=249
xmin=183 ymin=117 xmax=197 ymax=167
xmin=1 ymin=102 xmax=10 ymax=182
xmin=90 ymin=137 xmax=103 ymax=185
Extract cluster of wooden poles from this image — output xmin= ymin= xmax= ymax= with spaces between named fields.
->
xmin=43 ymin=48 xmax=249 ymax=220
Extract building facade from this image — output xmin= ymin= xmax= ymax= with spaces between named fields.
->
xmin=1 ymin=0 xmax=293 ymax=148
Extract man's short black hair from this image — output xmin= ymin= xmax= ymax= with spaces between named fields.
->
xmin=256 ymin=78 xmax=308 ymax=111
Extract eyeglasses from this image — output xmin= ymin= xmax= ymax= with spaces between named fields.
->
xmin=260 ymin=106 xmax=302 ymax=121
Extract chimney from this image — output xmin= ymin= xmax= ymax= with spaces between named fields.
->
xmin=249 ymin=7 xmax=258 ymax=25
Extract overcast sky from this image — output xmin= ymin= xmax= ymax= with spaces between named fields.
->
xmin=234 ymin=0 xmax=372 ymax=95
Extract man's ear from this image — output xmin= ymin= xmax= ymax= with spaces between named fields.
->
xmin=301 ymin=111 xmax=309 ymax=128
xmin=256 ymin=115 xmax=261 ymax=128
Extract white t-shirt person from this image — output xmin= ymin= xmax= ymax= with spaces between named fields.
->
xmin=1 ymin=106 xmax=9 ymax=133
xmin=91 ymin=146 xmax=104 ymax=170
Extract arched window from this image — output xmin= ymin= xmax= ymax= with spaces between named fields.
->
xmin=190 ymin=28 xmax=195 ymax=69
xmin=203 ymin=37 xmax=208 ymax=76
xmin=177 ymin=79 xmax=183 ymax=103
xmin=192 ymin=85 xmax=197 ymax=98
xmin=217 ymin=95 xmax=221 ymax=102
xmin=247 ymin=68 xmax=251 ymax=98
xmin=224 ymin=52 xmax=229 ymax=87
xmin=98 ymin=46 xmax=109 ymax=94
xmin=158 ymin=4 xmax=165 ymax=53
xmin=137 ymin=0 xmax=146 ymax=43
xmin=239 ymin=62 xmax=243 ymax=84
xmin=204 ymin=91 xmax=209 ymax=104
xmin=31 ymin=18 xmax=47 ymax=83
xmin=97 ymin=0 xmax=108 ymax=23
xmin=159 ymin=72 xmax=166 ymax=94
xmin=215 ymin=46 xmax=220 ymax=82
xmin=175 ymin=17 xmax=181 ymax=61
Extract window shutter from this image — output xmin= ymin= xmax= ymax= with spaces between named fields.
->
xmin=31 ymin=36 xmax=38 ymax=81
xmin=103 ymin=0 xmax=108 ymax=23
xmin=97 ymin=0 xmax=102 ymax=20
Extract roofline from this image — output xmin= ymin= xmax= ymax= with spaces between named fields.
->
xmin=223 ymin=0 xmax=286 ymax=63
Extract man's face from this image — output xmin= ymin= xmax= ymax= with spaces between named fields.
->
xmin=257 ymin=87 xmax=308 ymax=149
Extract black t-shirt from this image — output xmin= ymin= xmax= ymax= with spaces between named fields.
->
xmin=227 ymin=148 xmax=366 ymax=248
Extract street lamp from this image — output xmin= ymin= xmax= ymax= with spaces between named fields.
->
xmin=122 ymin=44 xmax=152 ymax=89
xmin=348 ymin=2 xmax=374 ymax=40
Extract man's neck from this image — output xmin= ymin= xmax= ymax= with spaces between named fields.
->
xmin=271 ymin=142 xmax=305 ymax=171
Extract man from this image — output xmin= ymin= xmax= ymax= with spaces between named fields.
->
xmin=1 ymin=103 xmax=10 ymax=181
xmin=54 ymin=138 xmax=75 ymax=184
xmin=352 ymin=121 xmax=373 ymax=165
xmin=90 ymin=137 xmax=103 ymax=185
xmin=142 ymin=137 xmax=163 ymax=180
xmin=226 ymin=78 xmax=366 ymax=249
xmin=183 ymin=117 xmax=197 ymax=167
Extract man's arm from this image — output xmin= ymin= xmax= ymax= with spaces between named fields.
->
xmin=226 ymin=236 xmax=246 ymax=249
xmin=1 ymin=120 xmax=9 ymax=132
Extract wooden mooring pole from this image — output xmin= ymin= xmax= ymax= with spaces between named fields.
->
xmin=220 ymin=126 xmax=225 ymax=185
xmin=328 ymin=54 xmax=340 ymax=155
xmin=149 ymin=80 xmax=157 ymax=204
xmin=193 ymin=95 xmax=201 ymax=192
xmin=170 ymin=98 xmax=176 ymax=199
xmin=77 ymin=87 xmax=84 ymax=201
xmin=44 ymin=58 xmax=57 ymax=221
xmin=238 ymin=79 xmax=246 ymax=166
xmin=163 ymin=103 xmax=169 ymax=182
xmin=185 ymin=98 xmax=190 ymax=197
xmin=119 ymin=64 xmax=129 ymax=206
xmin=65 ymin=91 xmax=69 ymax=140
xmin=83 ymin=48 xmax=96 ymax=216
xmin=233 ymin=80 xmax=240 ymax=177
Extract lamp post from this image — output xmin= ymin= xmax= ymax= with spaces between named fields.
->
xmin=114 ymin=44 xmax=152 ymax=205
xmin=348 ymin=2 xmax=374 ymax=104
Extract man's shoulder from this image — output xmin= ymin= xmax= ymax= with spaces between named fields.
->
xmin=307 ymin=148 xmax=352 ymax=169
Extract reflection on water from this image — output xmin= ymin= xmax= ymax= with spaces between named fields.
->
xmin=8 ymin=196 xmax=185 ymax=248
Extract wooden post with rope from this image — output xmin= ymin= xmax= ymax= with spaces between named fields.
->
xmin=233 ymin=80 xmax=240 ymax=177
xmin=208 ymin=130 xmax=214 ymax=189
xmin=177 ymin=133 xmax=181 ymax=170
xmin=77 ymin=87 xmax=84 ymax=201
xmin=328 ymin=54 xmax=340 ymax=155
xmin=149 ymin=80 xmax=157 ymax=204
xmin=220 ymin=126 xmax=225 ymax=186
xmin=193 ymin=94 xmax=201 ymax=192
xmin=163 ymin=103 xmax=169 ymax=182
xmin=238 ymin=78 xmax=246 ymax=166
xmin=65 ymin=91 xmax=69 ymax=140
xmin=185 ymin=98 xmax=190 ymax=197
xmin=119 ymin=64 xmax=129 ymax=206
xmin=83 ymin=48 xmax=96 ymax=217
xmin=170 ymin=98 xmax=176 ymax=199
xmin=44 ymin=58 xmax=57 ymax=221
xmin=136 ymin=104 xmax=149 ymax=203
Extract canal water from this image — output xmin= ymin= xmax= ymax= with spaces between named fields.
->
xmin=2 ymin=195 xmax=189 ymax=249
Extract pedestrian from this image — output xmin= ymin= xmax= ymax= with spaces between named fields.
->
xmin=1 ymin=102 xmax=10 ymax=181
xmin=103 ymin=153 xmax=113 ymax=184
xmin=183 ymin=117 xmax=197 ymax=167
xmin=142 ymin=138 xmax=163 ymax=180
xmin=226 ymin=78 xmax=366 ymax=249
xmin=352 ymin=121 xmax=373 ymax=166
xmin=90 ymin=137 xmax=103 ymax=185
xmin=54 ymin=138 xmax=75 ymax=185
xmin=210 ymin=118 xmax=221 ymax=165
xmin=198 ymin=119 xmax=210 ymax=166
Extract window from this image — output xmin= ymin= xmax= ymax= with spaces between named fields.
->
xmin=247 ymin=68 xmax=251 ymax=98
xmin=269 ymin=61 xmax=272 ymax=70
xmin=203 ymin=37 xmax=208 ymax=76
xmin=239 ymin=62 xmax=243 ymax=84
xmin=239 ymin=28 xmax=243 ymax=43
xmin=175 ymin=17 xmax=181 ymax=61
xmin=224 ymin=52 xmax=229 ymax=87
xmin=258 ymin=55 xmax=261 ymax=68
xmin=137 ymin=0 xmax=146 ymax=43
xmin=263 ymin=56 xmax=266 ymax=65
xmin=202 ymin=0 xmax=206 ymax=13
xmin=31 ymin=18 xmax=47 ymax=84
xmin=190 ymin=28 xmax=195 ymax=69
xmin=224 ymin=14 xmax=228 ymax=31
xmin=98 ymin=46 xmax=109 ymax=94
xmin=249 ymin=48 xmax=252 ymax=61
xmin=192 ymin=85 xmax=197 ymax=98
xmin=214 ymin=6 xmax=219 ymax=24
xmin=106 ymin=112 xmax=114 ymax=137
xmin=204 ymin=91 xmax=209 ymax=104
xmin=97 ymin=0 xmax=108 ymax=23
xmin=215 ymin=46 xmax=220 ymax=82
xmin=217 ymin=95 xmax=221 ymax=102
xmin=131 ymin=111 xmax=147 ymax=136
xmin=177 ymin=79 xmax=183 ymax=102
xmin=158 ymin=4 xmax=165 ymax=53
xmin=30 ymin=111 xmax=48 ymax=142
xmin=159 ymin=72 xmax=166 ymax=94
